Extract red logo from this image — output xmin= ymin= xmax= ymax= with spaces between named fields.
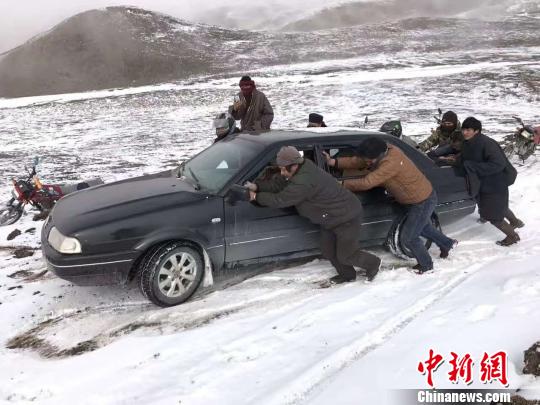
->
xmin=418 ymin=349 xmax=445 ymax=388
xmin=480 ymin=351 xmax=509 ymax=386
xmin=418 ymin=350 xmax=508 ymax=388
xmin=448 ymin=352 xmax=474 ymax=385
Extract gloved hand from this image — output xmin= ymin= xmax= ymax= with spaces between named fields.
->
xmin=244 ymin=181 xmax=258 ymax=192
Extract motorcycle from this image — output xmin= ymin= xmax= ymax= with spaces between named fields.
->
xmin=501 ymin=116 xmax=537 ymax=162
xmin=378 ymin=119 xmax=418 ymax=148
xmin=0 ymin=157 xmax=103 ymax=226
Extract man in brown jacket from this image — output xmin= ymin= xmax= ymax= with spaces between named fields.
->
xmin=229 ymin=76 xmax=274 ymax=131
xmin=325 ymin=137 xmax=457 ymax=273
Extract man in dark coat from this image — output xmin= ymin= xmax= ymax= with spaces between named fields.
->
xmin=458 ymin=117 xmax=523 ymax=246
xmin=229 ymin=76 xmax=274 ymax=131
xmin=246 ymin=146 xmax=381 ymax=282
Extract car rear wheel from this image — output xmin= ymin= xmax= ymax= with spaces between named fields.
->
xmin=387 ymin=213 xmax=440 ymax=260
xmin=138 ymin=242 xmax=204 ymax=307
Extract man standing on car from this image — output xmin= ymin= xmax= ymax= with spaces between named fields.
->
xmin=246 ymin=146 xmax=381 ymax=283
xmin=325 ymin=137 xmax=457 ymax=273
xmin=229 ymin=76 xmax=274 ymax=131
xmin=457 ymin=117 xmax=523 ymax=246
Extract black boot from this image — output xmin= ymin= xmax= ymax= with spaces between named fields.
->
xmin=412 ymin=263 xmax=433 ymax=274
xmin=440 ymin=239 xmax=458 ymax=259
xmin=365 ymin=256 xmax=382 ymax=282
xmin=492 ymin=220 xmax=520 ymax=246
xmin=505 ymin=209 xmax=524 ymax=229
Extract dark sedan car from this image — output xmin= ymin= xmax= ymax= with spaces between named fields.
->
xmin=41 ymin=130 xmax=475 ymax=306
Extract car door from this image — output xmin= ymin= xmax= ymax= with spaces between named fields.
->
xmin=315 ymin=143 xmax=398 ymax=244
xmin=223 ymin=145 xmax=320 ymax=263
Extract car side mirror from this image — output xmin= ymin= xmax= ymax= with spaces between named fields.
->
xmin=225 ymin=184 xmax=250 ymax=205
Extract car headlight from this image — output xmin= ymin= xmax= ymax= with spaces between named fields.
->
xmin=48 ymin=227 xmax=82 ymax=254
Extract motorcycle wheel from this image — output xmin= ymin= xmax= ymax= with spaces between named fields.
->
xmin=517 ymin=141 xmax=536 ymax=162
xmin=0 ymin=205 xmax=24 ymax=226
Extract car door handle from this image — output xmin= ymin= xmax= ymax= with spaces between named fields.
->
xmin=211 ymin=218 xmax=222 ymax=224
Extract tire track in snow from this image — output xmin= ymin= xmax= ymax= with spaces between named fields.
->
xmin=259 ymin=242 xmax=540 ymax=405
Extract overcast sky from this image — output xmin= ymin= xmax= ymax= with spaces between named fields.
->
xmin=0 ymin=0 xmax=350 ymax=53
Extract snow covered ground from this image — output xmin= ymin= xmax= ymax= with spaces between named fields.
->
xmin=0 ymin=156 xmax=538 ymax=404
xmin=0 ymin=14 xmax=539 ymax=403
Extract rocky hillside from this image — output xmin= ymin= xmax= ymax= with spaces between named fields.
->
xmin=280 ymin=0 xmax=534 ymax=31
xmin=0 ymin=7 xmax=255 ymax=98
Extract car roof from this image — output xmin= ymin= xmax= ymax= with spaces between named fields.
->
xmin=232 ymin=128 xmax=394 ymax=146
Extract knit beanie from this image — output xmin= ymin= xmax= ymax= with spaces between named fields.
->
xmin=442 ymin=111 xmax=458 ymax=125
xmin=276 ymin=146 xmax=304 ymax=166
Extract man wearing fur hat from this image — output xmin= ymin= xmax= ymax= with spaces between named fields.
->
xmin=418 ymin=110 xmax=464 ymax=159
xmin=246 ymin=146 xmax=381 ymax=283
xmin=229 ymin=75 xmax=274 ymax=131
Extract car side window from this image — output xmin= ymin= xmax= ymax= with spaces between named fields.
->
xmin=320 ymin=145 xmax=367 ymax=180
xmin=243 ymin=146 xmax=317 ymax=184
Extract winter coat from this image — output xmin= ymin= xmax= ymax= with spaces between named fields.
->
xmin=255 ymin=159 xmax=363 ymax=230
xmin=229 ymin=89 xmax=274 ymax=131
xmin=419 ymin=122 xmax=464 ymax=152
xmin=339 ymin=144 xmax=433 ymax=205
xmin=457 ymin=132 xmax=514 ymax=222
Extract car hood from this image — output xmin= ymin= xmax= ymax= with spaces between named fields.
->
xmin=51 ymin=172 xmax=207 ymax=234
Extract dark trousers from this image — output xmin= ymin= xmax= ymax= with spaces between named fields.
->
xmin=401 ymin=191 xmax=454 ymax=269
xmin=320 ymin=216 xmax=380 ymax=281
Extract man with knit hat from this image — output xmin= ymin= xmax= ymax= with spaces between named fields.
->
xmin=418 ymin=110 xmax=464 ymax=159
xmin=229 ymin=75 xmax=274 ymax=131
xmin=325 ymin=137 xmax=457 ymax=273
xmin=246 ymin=146 xmax=381 ymax=283
xmin=458 ymin=116 xmax=523 ymax=246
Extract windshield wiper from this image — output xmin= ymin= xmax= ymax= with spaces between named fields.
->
xmin=188 ymin=167 xmax=202 ymax=191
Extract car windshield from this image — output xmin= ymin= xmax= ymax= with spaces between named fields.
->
xmin=178 ymin=138 xmax=263 ymax=193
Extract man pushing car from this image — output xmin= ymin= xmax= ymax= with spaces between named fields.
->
xmin=245 ymin=146 xmax=381 ymax=283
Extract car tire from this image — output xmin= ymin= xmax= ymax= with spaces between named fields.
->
xmin=387 ymin=213 xmax=440 ymax=259
xmin=138 ymin=242 xmax=204 ymax=307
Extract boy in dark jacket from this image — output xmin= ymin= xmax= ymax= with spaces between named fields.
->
xmin=458 ymin=117 xmax=523 ymax=246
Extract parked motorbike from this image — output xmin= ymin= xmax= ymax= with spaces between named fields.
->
xmin=0 ymin=157 xmax=103 ymax=226
xmin=379 ymin=119 xmax=418 ymax=148
xmin=501 ymin=116 xmax=537 ymax=162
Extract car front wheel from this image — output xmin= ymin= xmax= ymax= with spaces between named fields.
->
xmin=139 ymin=242 xmax=204 ymax=307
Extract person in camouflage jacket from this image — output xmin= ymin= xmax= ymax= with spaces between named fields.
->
xmin=418 ymin=111 xmax=464 ymax=158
